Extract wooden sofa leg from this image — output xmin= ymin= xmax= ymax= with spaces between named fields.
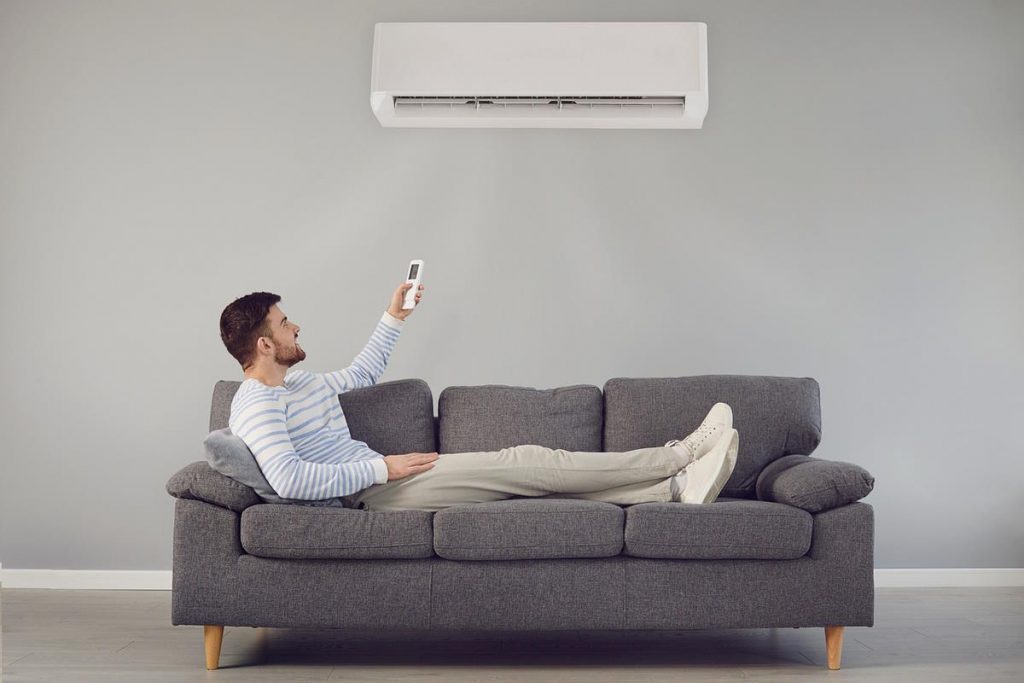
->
xmin=824 ymin=625 xmax=844 ymax=670
xmin=204 ymin=625 xmax=224 ymax=670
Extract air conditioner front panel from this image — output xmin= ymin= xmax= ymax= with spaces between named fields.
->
xmin=372 ymin=22 xmax=704 ymax=95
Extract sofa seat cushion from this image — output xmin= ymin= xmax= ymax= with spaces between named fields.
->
xmin=433 ymin=498 xmax=624 ymax=560
xmin=240 ymin=504 xmax=434 ymax=559
xmin=623 ymin=497 xmax=812 ymax=560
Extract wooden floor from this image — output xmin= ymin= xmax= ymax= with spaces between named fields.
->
xmin=2 ymin=587 xmax=1022 ymax=682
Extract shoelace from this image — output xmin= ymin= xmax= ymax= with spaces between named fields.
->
xmin=683 ymin=422 xmax=719 ymax=452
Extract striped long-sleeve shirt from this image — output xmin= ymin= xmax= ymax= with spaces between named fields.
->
xmin=228 ymin=310 xmax=404 ymax=499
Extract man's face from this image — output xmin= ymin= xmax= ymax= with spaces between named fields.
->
xmin=262 ymin=304 xmax=304 ymax=367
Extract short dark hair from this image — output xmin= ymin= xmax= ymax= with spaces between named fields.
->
xmin=219 ymin=292 xmax=281 ymax=370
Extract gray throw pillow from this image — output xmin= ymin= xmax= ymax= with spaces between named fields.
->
xmin=755 ymin=454 xmax=874 ymax=513
xmin=166 ymin=461 xmax=261 ymax=513
xmin=202 ymin=428 xmax=349 ymax=508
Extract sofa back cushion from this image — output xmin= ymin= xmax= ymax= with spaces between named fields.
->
xmin=209 ymin=377 xmax=437 ymax=456
xmin=439 ymin=384 xmax=603 ymax=453
xmin=603 ymin=375 xmax=821 ymax=498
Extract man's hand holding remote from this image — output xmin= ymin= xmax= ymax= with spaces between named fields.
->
xmin=383 ymin=452 xmax=440 ymax=481
xmin=387 ymin=281 xmax=424 ymax=321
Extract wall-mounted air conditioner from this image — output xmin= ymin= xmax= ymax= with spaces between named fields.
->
xmin=370 ymin=22 xmax=708 ymax=129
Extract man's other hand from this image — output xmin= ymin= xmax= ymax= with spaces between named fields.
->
xmin=383 ymin=452 xmax=439 ymax=481
xmin=387 ymin=281 xmax=424 ymax=321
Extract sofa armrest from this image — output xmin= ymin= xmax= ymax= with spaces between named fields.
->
xmin=166 ymin=461 xmax=262 ymax=513
xmin=756 ymin=454 xmax=875 ymax=513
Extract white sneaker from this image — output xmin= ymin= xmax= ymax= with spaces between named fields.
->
xmin=665 ymin=402 xmax=733 ymax=464
xmin=676 ymin=428 xmax=739 ymax=504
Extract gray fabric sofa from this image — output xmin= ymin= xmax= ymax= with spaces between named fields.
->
xmin=166 ymin=375 xmax=874 ymax=671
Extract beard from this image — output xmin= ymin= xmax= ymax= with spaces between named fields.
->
xmin=274 ymin=340 xmax=306 ymax=367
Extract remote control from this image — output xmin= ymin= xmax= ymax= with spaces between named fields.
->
xmin=402 ymin=259 xmax=424 ymax=310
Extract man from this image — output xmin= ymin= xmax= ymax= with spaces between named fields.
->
xmin=219 ymin=283 xmax=738 ymax=512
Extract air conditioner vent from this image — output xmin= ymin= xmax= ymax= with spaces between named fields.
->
xmin=394 ymin=96 xmax=686 ymax=107
xmin=393 ymin=96 xmax=686 ymax=120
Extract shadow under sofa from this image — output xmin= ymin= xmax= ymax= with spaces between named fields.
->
xmin=166 ymin=374 xmax=875 ymax=671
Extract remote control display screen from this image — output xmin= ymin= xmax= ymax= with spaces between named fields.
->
xmin=409 ymin=264 xmax=419 ymax=279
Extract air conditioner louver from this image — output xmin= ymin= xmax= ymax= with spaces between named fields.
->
xmin=392 ymin=96 xmax=688 ymax=121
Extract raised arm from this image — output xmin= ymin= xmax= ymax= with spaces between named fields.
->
xmin=320 ymin=311 xmax=404 ymax=395
xmin=229 ymin=390 xmax=388 ymax=499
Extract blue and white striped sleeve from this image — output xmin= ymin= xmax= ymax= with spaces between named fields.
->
xmin=229 ymin=388 xmax=384 ymax=499
xmin=321 ymin=310 xmax=404 ymax=395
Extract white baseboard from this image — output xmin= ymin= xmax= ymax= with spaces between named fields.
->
xmin=873 ymin=568 xmax=1024 ymax=587
xmin=2 ymin=568 xmax=1023 ymax=590
xmin=1 ymin=570 xmax=172 ymax=590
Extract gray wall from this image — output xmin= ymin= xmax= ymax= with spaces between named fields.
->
xmin=1 ymin=0 xmax=1021 ymax=571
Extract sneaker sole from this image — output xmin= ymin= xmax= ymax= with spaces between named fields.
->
xmin=686 ymin=429 xmax=738 ymax=504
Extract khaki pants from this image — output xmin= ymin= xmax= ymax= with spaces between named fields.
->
xmin=343 ymin=444 xmax=690 ymax=512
